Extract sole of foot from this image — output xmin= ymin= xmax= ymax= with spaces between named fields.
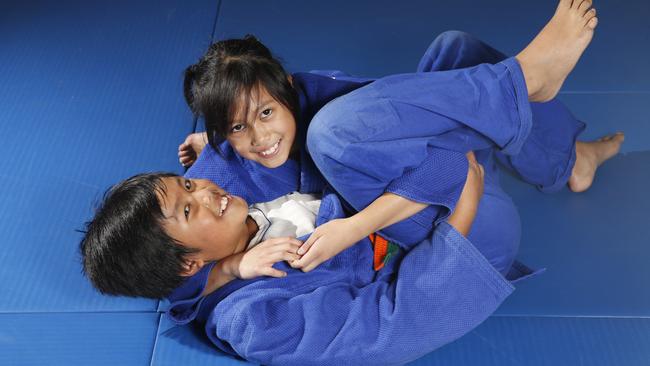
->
xmin=569 ymin=132 xmax=625 ymax=192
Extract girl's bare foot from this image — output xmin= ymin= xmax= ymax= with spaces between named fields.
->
xmin=516 ymin=0 xmax=598 ymax=102
xmin=178 ymin=132 xmax=208 ymax=167
xmin=569 ymin=132 xmax=624 ymax=192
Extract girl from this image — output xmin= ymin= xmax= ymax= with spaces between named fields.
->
xmin=180 ymin=0 xmax=622 ymax=275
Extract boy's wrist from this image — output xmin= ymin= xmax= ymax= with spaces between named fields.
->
xmin=218 ymin=253 xmax=243 ymax=279
xmin=447 ymin=200 xmax=478 ymax=237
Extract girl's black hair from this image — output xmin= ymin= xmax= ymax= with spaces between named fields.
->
xmin=80 ymin=173 xmax=198 ymax=299
xmin=183 ymin=35 xmax=299 ymax=150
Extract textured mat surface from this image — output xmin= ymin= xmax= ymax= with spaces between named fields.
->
xmin=2 ymin=0 xmax=649 ymax=364
xmin=408 ymin=316 xmax=650 ymax=366
xmin=0 ymin=312 xmax=160 ymax=366
xmin=212 ymin=0 xmax=650 ymax=91
xmin=0 ymin=0 xmax=217 ymax=312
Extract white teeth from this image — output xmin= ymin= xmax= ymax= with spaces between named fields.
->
xmin=260 ymin=140 xmax=280 ymax=156
xmin=219 ymin=196 xmax=228 ymax=216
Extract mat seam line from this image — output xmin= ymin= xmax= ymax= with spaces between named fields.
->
xmin=149 ymin=312 xmax=163 ymax=366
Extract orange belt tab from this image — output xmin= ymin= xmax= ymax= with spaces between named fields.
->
xmin=369 ymin=233 xmax=389 ymax=271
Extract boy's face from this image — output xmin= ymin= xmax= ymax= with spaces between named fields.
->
xmin=226 ymin=84 xmax=297 ymax=169
xmin=157 ymin=177 xmax=250 ymax=266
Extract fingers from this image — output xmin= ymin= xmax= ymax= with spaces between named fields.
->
xmin=291 ymin=237 xmax=325 ymax=272
xmin=261 ymin=268 xmax=287 ymax=278
xmin=466 ymin=151 xmax=483 ymax=174
xmin=179 ymin=156 xmax=196 ymax=167
xmin=297 ymin=233 xmax=318 ymax=255
xmin=259 ymin=237 xmax=302 ymax=248
xmin=258 ymin=237 xmax=303 ymax=263
xmin=470 ymin=161 xmax=484 ymax=182
xmin=269 ymin=245 xmax=302 ymax=262
xmin=466 ymin=150 xmax=477 ymax=163
xmin=178 ymin=143 xmax=197 ymax=167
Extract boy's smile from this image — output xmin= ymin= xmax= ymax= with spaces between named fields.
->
xmin=157 ymin=177 xmax=258 ymax=272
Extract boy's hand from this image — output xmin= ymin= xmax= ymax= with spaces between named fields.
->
xmin=291 ymin=218 xmax=358 ymax=273
xmin=178 ymin=132 xmax=208 ymax=167
xmin=232 ymin=237 xmax=303 ymax=279
xmin=447 ymin=151 xmax=484 ymax=236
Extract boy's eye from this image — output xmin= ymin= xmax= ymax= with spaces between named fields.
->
xmin=261 ymin=108 xmax=272 ymax=118
xmin=184 ymin=205 xmax=190 ymax=220
xmin=231 ymin=124 xmax=246 ymax=133
xmin=184 ymin=180 xmax=192 ymax=190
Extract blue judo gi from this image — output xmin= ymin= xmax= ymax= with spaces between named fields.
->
xmin=175 ymin=31 xmax=585 ymax=364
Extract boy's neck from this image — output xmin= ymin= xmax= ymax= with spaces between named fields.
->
xmin=245 ymin=215 xmax=259 ymax=248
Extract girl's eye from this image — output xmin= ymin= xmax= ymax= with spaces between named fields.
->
xmin=261 ymin=108 xmax=272 ymax=118
xmin=184 ymin=180 xmax=192 ymax=190
xmin=231 ymin=124 xmax=245 ymax=133
xmin=184 ymin=205 xmax=190 ymax=220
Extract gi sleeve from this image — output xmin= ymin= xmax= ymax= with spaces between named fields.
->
xmin=214 ymin=223 xmax=514 ymax=366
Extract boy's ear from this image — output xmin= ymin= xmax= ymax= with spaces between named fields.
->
xmin=180 ymin=257 xmax=205 ymax=277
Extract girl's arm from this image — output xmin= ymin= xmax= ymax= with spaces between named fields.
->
xmin=292 ymin=152 xmax=484 ymax=272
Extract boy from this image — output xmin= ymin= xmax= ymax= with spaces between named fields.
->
xmin=81 ymin=151 xmax=485 ymax=300
xmin=81 ymin=152 xmax=497 ymax=366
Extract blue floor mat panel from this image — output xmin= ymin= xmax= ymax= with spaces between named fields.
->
xmin=3 ymin=0 xmax=650 ymax=364
xmin=0 ymin=312 xmax=160 ymax=366
xmin=0 ymin=175 xmax=158 ymax=312
xmin=558 ymin=93 xmax=650 ymax=154
xmin=151 ymin=315 xmax=650 ymax=366
xmin=496 ymin=151 xmax=650 ymax=316
xmin=214 ymin=0 xmax=650 ymax=91
xmin=0 ymin=0 xmax=217 ymax=312
xmin=151 ymin=316 xmax=252 ymax=366
xmin=408 ymin=316 xmax=650 ymax=366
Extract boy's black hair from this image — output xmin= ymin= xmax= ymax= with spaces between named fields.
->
xmin=183 ymin=34 xmax=299 ymax=151
xmin=80 ymin=172 xmax=198 ymax=299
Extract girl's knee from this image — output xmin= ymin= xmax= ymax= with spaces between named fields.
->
xmin=306 ymin=112 xmax=332 ymax=160
xmin=307 ymin=96 xmax=361 ymax=159
xmin=430 ymin=31 xmax=475 ymax=51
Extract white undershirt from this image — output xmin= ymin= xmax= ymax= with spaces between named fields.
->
xmin=246 ymin=192 xmax=322 ymax=250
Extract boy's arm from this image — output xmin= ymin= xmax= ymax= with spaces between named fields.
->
xmin=444 ymin=151 xmax=484 ymax=236
xmin=293 ymin=152 xmax=484 ymax=272
xmin=202 ymin=237 xmax=302 ymax=296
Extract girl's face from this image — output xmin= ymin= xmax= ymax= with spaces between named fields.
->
xmin=226 ymin=85 xmax=297 ymax=168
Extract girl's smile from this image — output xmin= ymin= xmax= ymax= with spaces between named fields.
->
xmin=227 ymin=85 xmax=297 ymax=168
xmin=254 ymin=139 xmax=281 ymax=158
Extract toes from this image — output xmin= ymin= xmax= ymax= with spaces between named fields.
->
xmin=577 ymin=0 xmax=593 ymax=15
xmin=614 ymin=132 xmax=625 ymax=143
xmin=586 ymin=16 xmax=598 ymax=29
xmin=559 ymin=0 xmax=573 ymax=10
xmin=584 ymin=8 xmax=597 ymax=23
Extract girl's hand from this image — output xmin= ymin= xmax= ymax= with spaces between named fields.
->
xmin=447 ymin=151 xmax=484 ymax=236
xmin=231 ymin=237 xmax=303 ymax=279
xmin=178 ymin=132 xmax=208 ymax=167
xmin=290 ymin=218 xmax=358 ymax=273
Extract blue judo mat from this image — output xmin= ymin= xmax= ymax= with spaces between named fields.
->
xmin=1 ymin=0 xmax=649 ymax=365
